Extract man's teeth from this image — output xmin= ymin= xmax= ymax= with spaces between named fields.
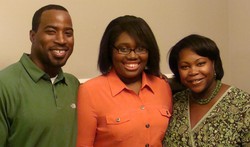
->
xmin=54 ymin=50 xmax=65 ymax=54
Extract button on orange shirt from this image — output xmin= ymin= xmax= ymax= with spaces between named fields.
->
xmin=77 ymin=69 xmax=172 ymax=147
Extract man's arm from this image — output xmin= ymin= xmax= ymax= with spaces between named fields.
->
xmin=0 ymin=95 xmax=8 ymax=146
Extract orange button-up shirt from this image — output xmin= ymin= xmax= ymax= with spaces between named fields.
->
xmin=77 ymin=69 xmax=172 ymax=147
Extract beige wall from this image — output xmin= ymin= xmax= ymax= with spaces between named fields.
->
xmin=228 ymin=1 xmax=250 ymax=93
xmin=0 ymin=0 xmax=249 ymax=93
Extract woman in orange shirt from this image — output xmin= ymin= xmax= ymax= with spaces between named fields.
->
xmin=77 ymin=15 xmax=172 ymax=147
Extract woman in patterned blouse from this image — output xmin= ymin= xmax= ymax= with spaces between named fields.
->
xmin=164 ymin=34 xmax=250 ymax=147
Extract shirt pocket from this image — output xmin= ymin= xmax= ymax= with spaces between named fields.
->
xmin=106 ymin=112 xmax=133 ymax=141
xmin=158 ymin=107 xmax=172 ymax=139
xmin=159 ymin=108 xmax=171 ymax=118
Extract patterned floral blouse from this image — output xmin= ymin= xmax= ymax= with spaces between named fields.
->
xmin=164 ymin=87 xmax=250 ymax=147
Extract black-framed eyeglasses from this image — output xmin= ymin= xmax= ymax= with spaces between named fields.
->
xmin=112 ymin=45 xmax=148 ymax=55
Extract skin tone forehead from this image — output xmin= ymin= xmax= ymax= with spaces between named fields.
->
xmin=115 ymin=32 xmax=137 ymax=46
xmin=178 ymin=48 xmax=208 ymax=64
xmin=39 ymin=9 xmax=73 ymax=31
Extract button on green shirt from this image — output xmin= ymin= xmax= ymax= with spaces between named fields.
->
xmin=0 ymin=54 xmax=79 ymax=147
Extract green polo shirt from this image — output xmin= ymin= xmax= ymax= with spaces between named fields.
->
xmin=0 ymin=54 xmax=79 ymax=147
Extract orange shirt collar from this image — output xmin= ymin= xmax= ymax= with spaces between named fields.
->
xmin=107 ymin=69 xmax=155 ymax=96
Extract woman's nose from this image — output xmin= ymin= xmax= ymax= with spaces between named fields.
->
xmin=188 ymin=66 xmax=199 ymax=76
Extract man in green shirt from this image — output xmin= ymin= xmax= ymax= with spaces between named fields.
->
xmin=0 ymin=4 xmax=79 ymax=147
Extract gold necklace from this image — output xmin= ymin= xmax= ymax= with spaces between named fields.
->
xmin=188 ymin=80 xmax=222 ymax=105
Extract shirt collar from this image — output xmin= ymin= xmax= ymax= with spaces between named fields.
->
xmin=20 ymin=53 xmax=66 ymax=84
xmin=107 ymin=68 xmax=155 ymax=96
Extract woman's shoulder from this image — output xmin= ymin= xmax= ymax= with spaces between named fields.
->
xmin=79 ymin=75 xmax=107 ymax=88
xmin=146 ymin=74 xmax=172 ymax=85
xmin=226 ymin=86 xmax=250 ymax=100
xmin=173 ymin=90 xmax=189 ymax=102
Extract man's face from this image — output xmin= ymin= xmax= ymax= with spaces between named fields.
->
xmin=29 ymin=9 xmax=74 ymax=73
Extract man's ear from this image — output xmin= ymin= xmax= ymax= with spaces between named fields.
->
xmin=29 ymin=30 xmax=35 ymax=42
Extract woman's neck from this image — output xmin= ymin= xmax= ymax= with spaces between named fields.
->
xmin=119 ymin=75 xmax=142 ymax=95
xmin=126 ymin=80 xmax=142 ymax=95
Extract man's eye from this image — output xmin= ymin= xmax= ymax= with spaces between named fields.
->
xmin=65 ymin=31 xmax=73 ymax=37
xmin=45 ymin=30 xmax=56 ymax=35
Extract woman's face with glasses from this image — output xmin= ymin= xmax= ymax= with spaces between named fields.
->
xmin=112 ymin=32 xmax=148 ymax=83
